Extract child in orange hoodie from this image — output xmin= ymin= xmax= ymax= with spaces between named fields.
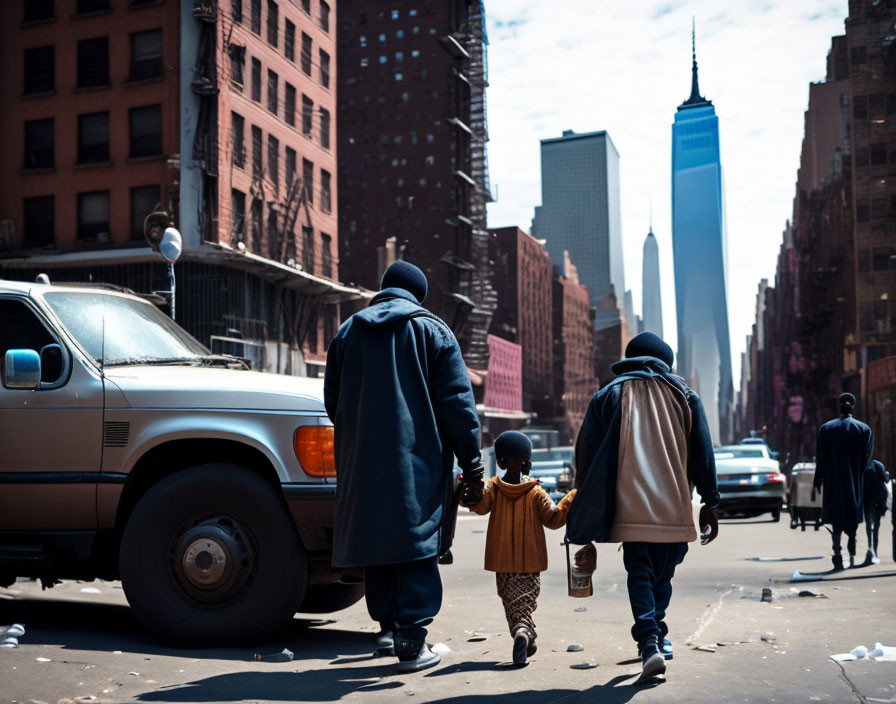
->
xmin=461 ymin=431 xmax=576 ymax=665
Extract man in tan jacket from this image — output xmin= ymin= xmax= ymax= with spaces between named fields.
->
xmin=567 ymin=332 xmax=720 ymax=682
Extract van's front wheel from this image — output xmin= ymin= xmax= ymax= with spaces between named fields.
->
xmin=119 ymin=464 xmax=306 ymax=645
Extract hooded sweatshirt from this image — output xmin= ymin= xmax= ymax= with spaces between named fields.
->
xmin=468 ymin=476 xmax=576 ymax=573
xmin=324 ymin=288 xmax=482 ymax=568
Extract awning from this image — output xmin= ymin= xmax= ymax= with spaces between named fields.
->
xmin=476 ymin=405 xmax=531 ymax=421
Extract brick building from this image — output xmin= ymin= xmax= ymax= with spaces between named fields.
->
xmin=488 ymin=226 xmax=553 ymax=419
xmin=738 ymin=2 xmax=896 ymax=469
xmin=552 ymin=253 xmax=598 ymax=443
xmin=0 ymin=0 xmax=360 ymax=375
xmin=336 ymin=0 xmax=496 ymax=369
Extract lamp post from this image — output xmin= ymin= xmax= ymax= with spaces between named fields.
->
xmin=143 ymin=212 xmax=183 ymax=320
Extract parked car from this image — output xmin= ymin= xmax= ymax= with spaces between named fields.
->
xmin=0 ymin=278 xmax=362 ymax=644
xmin=714 ymin=445 xmax=787 ymax=521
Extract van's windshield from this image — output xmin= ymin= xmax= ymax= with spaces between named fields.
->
xmin=43 ymin=291 xmax=210 ymax=366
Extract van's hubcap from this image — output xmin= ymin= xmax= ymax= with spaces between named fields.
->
xmin=171 ymin=516 xmax=256 ymax=605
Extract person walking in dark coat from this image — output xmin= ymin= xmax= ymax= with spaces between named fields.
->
xmin=863 ymin=459 xmax=890 ymax=564
xmin=813 ymin=393 xmax=874 ymax=570
xmin=324 ymin=261 xmax=484 ymax=673
xmin=567 ymin=333 xmax=720 ymax=683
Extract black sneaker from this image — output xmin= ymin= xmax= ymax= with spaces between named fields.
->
xmin=375 ymin=630 xmax=394 ymax=656
xmin=638 ymin=641 xmax=667 ymax=682
xmin=832 ymin=555 xmax=844 ymax=571
xmin=395 ymin=644 xmax=440 ymax=673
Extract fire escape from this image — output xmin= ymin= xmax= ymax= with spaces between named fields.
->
xmin=192 ymin=0 xmax=220 ymax=241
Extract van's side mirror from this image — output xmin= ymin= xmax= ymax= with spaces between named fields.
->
xmin=2 ymin=349 xmax=41 ymax=389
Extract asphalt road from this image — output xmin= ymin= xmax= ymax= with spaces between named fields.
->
xmin=2 ymin=513 xmax=895 ymax=704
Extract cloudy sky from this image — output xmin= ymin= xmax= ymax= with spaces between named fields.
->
xmin=484 ymin=0 xmax=847 ymax=385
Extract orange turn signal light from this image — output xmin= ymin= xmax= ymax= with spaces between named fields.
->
xmin=294 ymin=425 xmax=337 ymax=477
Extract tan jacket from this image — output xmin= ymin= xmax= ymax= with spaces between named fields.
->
xmin=468 ymin=476 xmax=576 ymax=573
xmin=609 ymin=376 xmax=697 ymax=543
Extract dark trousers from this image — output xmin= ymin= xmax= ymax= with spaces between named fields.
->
xmin=622 ymin=542 xmax=688 ymax=649
xmin=831 ymin=524 xmax=858 ymax=557
xmin=364 ymin=555 xmax=442 ymax=654
xmin=864 ymin=505 xmax=885 ymax=553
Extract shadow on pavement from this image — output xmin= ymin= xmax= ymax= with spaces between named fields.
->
xmin=0 ymin=597 xmax=372 ymax=661
xmin=136 ymin=671 xmax=645 ymax=704
xmin=745 ymin=556 xmax=824 ymax=562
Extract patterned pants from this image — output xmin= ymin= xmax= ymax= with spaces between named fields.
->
xmin=496 ymin=572 xmax=541 ymax=640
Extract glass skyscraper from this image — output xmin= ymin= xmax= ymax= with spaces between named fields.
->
xmin=533 ymin=130 xmax=625 ymax=329
xmin=671 ymin=33 xmax=733 ymax=444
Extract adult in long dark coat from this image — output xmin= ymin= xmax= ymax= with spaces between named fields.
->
xmin=813 ymin=393 xmax=874 ymax=570
xmin=324 ymin=261 xmax=483 ymax=673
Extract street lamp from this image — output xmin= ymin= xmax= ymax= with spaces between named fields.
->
xmin=143 ymin=211 xmax=183 ymax=320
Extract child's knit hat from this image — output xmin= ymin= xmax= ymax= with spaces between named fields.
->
xmin=494 ymin=431 xmax=532 ymax=462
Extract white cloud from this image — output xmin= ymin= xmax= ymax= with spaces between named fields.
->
xmin=484 ymin=0 xmax=846 ymax=386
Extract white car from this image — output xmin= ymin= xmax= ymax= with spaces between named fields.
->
xmin=714 ymin=445 xmax=787 ymax=521
xmin=0 ymin=278 xmax=361 ymax=644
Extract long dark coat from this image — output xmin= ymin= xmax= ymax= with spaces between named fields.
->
xmin=813 ymin=415 xmax=873 ymax=528
xmin=324 ymin=288 xmax=482 ymax=568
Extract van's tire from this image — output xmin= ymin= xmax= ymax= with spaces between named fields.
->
xmin=299 ymin=583 xmax=365 ymax=614
xmin=119 ymin=463 xmax=306 ymax=645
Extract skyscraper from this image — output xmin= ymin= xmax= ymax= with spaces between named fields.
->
xmin=532 ymin=130 xmax=625 ymax=323
xmin=671 ymin=28 xmax=733 ymax=444
xmin=641 ymin=226 xmax=663 ymax=338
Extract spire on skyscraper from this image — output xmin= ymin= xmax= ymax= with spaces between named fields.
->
xmin=679 ymin=18 xmax=712 ymax=109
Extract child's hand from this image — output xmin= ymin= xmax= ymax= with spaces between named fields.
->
xmin=460 ymin=483 xmax=482 ymax=507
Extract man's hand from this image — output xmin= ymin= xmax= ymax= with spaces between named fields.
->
xmin=460 ymin=481 xmax=483 ymax=507
xmin=699 ymin=505 xmax=719 ymax=545
xmin=574 ymin=543 xmax=597 ymax=572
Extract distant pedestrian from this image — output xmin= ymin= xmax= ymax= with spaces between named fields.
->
xmin=324 ymin=261 xmax=484 ymax=673
xmin=566 ymin=332 xmax=719 ymax=683
xmin=813 ymin=393 xmax=874 ymax=570
xmin=863 ymin=459 xmax=890 ymax=564
xmin=461 ymin=431 xmax=576 ymax=666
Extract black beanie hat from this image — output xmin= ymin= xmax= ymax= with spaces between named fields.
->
xmin=381 ymin=260 xmax=428 ymax=304
xmin=494 ymin=431 xmax=532 ymax=462
xmin=838 ymin=392 xmax=856 ymax=407
xmin=625 ymin=332 xmax=674 ymax=368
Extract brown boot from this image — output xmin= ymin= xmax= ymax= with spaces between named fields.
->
xmin=512 ymin=628 xmax=531 ymax=666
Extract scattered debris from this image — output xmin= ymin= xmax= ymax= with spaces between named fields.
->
xmin=112 ymin=651 xmax=123 ymax=655
xmin=128 ymin=672 xmax=141 ymax=677
xmin=830 ymin=653 xmax=857 ymax=662
xmin=35 ymin=657 xmax=51 ymax=663
xmin=791 ymin=570 xmax=817 ymax=582
xmin=716 ymin=640 xmax=752 ymax=646
xmin=573 ymin=607 xmax=587 ymax=613
xmin=79 ymin=587 xmax=101 ymax=594
xmin=253 ymin=648 xmax=294 ymax=663
xmin=851 ymin=646 xmax=869 ymax=659
xmin=73 ymin=697 xmax=97 ymax=702
xmin=761 ymin=633 xmax=777 ymax=645
xmin=761 ymin=587 xmax=774 ymax=602
xmin=869 ymin=643 xmax=896 ymax=662
xmin=798 ymin=590 xmax=827 ymax=598
xmin=570 ymin=659 xmax=597 ymax=669
xmin=0 ymin=624 xmax=25 ymax=638
xmin=567 ymin=644 xmax=584 ymax=652
xmin=694 ymin=645 xmax=717 ymax=653
xmin=431 ymin=643 xmax=452 ymax=654
xmin=465 ymin=632 xmax=487 ymax=642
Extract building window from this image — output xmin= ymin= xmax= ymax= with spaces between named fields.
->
xmin=76 ymin=0 xmax=109 ymax=14
xmin=870 ymin=143 xmax=887 ymax=166
xmin=252 ymin=125 xmax=262 ymax=176
xmin=301 ymin=0 xmax=310 ymax=14
xmin=231 ymin=112 xmax=245 ymax=167
xmin=77 ymin=190 xmax=110 ymax=242
xmin=251 ymin=198 xmax=263 ymax=248
xmin=24 ymin=46 xmax=54 ymax=94
xmin=320 ymin=107 xmax=330 ymax=149
xmin=24 ymin=118 xmax=54 ymax=170
xmin=24 ymin=0 xmax=54 ymax=23
xmin=130 ymin=29 xmax=162 ymax=81
xmin=230 ymin=44 xmax=245 ymax=87
xmin=267 ymin=69 xmax=278 ymax=114
xmin=302 ymin=94 xmax=313 ymax=136
xmin=319 ymin=0 xmax=330 ymax=32
xmin=130 ymin=185 xmax=160 ymax=240
xmin=854 ymin=95 xmax=867 ymax=120
xmin=302 ymin=158 xmax=313 ymax=204
xmin=301 ymin=32 xmax=312 ymax=75
xmin=319 ymin=49 xmax=330 ymax=88
xmin=872 ymin=197 xmax=888 ymax=219
xmin=78 ymin=111 xmax=109 ymax=163
xmin=284 ymin=19 xmax=295 ymax=61
xmin=302 ymin=225 xmax=314 ymax=272
xmin=321 ymin=233 xmax=332 ymax=278
xmin=23 ymin=196 xmax=54 ymax=248
xmin=250 ymin=0 xmax=261 ymax=34
xmin=129 ymin=104 xmax=162 ymax=158
xmin=231 ymin=189 xmax=246 ymax=235
xmin=855 ymin=148 xmax=869 ymax=168
xmin=232 ymin=0 xmax=242 ymax=24
xmin=267 ymin=208 xmax=279 ymax=245
xmin=77 ymin=37 xmax=109 ymax=88
xmin=873 ymin=247 xmax=891 ymax=271
xmin=856 ymin=199 xmax=870 ymax=222
xmin=321 ymin=169 xmax=331 ymax=213
xmin=268 ymin=135 xmax=279 ymax=188
xmin=285 ymin=147 xmax=296 ymax=189
xmin=251 ymin=57 xmax=261 ymax=101
xmin=266 ymin=0 xmax=278 ymax=46
xmin=284 ymin=83 xmax=296 ymax=127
